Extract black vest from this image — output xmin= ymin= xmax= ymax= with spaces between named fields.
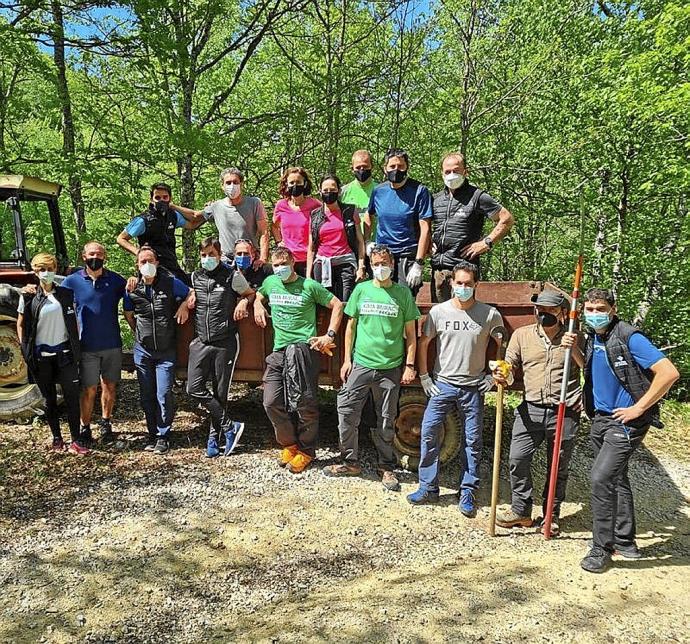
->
xmin=584 ymin=318 xmax=662 ymax=428
xmin=136 ymin=206 xmax=181 ymax=273
xmin=431 ymin=184 xmax=485 ymax=269
xmin=21 ymin=286 xmax=81 ymax=373
xmin=191 ymin=265 xmax=240 ymax=344
xmin=129 ymin=273 xmax=178 ymax=352
xmin=310 ymin=202 xmax=359 ymax=257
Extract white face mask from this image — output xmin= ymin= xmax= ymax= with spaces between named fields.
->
xmin=140 ymin=262 xmax=157 ymax=278
xmin=443 ymin=173 xmax=465 ymax=190
xmin=372 ymin=265 xmax=392 ymax=282
xmin=224 ymin=184 xmax=240 ymax=199
xmin=38 ymin=270 xmax=56 ymax=284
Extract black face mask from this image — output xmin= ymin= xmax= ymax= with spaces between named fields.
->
xmin=154 ymin=200 xmax=169 ymax=214
xmin=385 ymin=168 xmax=407 ymax=184
xmin=85 ymin=257 xmax=104 ymax=271
xmin=538 ymin=312 xmax=560 ymax=328
xmin=321 ymin=191 xmax=338 ymax=205
xmin=354 ymin=168 xmax=372 ymax=182
xmin=288 ymin=184 xmax=306 ymax=197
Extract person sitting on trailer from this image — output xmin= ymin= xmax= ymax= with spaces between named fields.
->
xmin=407 ymin=260 xmax=503 ymax=516
xmin=492 ymin=290 xmax=582 ymax=537
xmin=254 ymin=246 xmax=343 ymax=474
xmin=233 ymin=238 xmax=272 ymax=290
xmin=574 ymin=288 xmax=679 ymax=573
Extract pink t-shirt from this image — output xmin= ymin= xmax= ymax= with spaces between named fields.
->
xmin=273 ymin=197 xmax=321 ymax=262
xmin=316 ymin=207 xmax=361 ymax=257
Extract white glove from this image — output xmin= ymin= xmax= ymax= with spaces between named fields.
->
xmin=366 ymin=242 xmax=376 ymax=257
xmin=420 ymin=373 xmax=441 ymax=397
xmin=406 ymin=261 xmax=423 ymax=288
xmin=478 ymin=374 xmax=495 ymax=394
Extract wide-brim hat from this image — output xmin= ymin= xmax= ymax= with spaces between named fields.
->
xmin=531 ymin=289 xmax=568 ymax=308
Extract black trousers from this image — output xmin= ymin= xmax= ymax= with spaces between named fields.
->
xmin=590 ymin=414 xmax=648 ymax=551
xmin=186 ymin=334 xmax=239 ymax=439
xmin=392 ymin=250 xmax=421 ymax=296
xmin=35 ymin=353 xmax=81 ymax=442
xmin=313 ymin=261 xmax=357 ymax=302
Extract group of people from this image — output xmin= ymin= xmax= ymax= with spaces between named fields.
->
xmin=15 ymin=148 xmax=680 ymax=574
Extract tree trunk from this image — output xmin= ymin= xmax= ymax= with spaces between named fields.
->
xmin=611 ymin=158 xmax=630 ymax=297
xmin=592 ymin=169 xmax=610 ymax=284
xmin=51 ymin=0 xmax=85 ymax=235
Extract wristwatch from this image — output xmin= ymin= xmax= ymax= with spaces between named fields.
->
xmin=405 ymin=363 xmax=416 ymax=370
xmin=483 ymin=236 xmax=494 ymax=249
xmin=327 ymin=329 xmax=336 ymax=339
xmin=414 ymin=258 xmax=424 ymax=266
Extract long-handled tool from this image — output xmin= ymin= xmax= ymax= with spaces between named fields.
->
xmin=488 ymin=325 xmax=508 ymax=537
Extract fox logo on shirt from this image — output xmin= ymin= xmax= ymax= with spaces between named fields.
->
xmin=443 ymin=319 xmax=481 ymax=332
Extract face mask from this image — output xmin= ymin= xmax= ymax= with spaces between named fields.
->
xmin=354 ymin=168 xmax=372 ymax=182
xmin=201 ymin=256 xmax=219 ymax=271
xmin=453 ymin=285 xmax=474 ymax=302
xmin=224 ymin=184 xmax=240 ymax=199
xmin=287 ymin=184 xmax=305 ymax=197
xmin=38 ymin=270 xmax=56 ymax=284
xmin=235 ymin=255 xmax=251 ymax=270
xmin=85 ymin=257 xmax=104 ymax=271
xmin=140 ymin=262 xmax=157 ymax=278
xmin=273 ymin=264 xmax=292 ymax=282
xmin=385 ymin=168 xmax=407 ymax=184
xmin=154 ymin=200 xmax=169 ymax=214
xmin=585 ymin=312 xmax=611 ymax=331
xmin=444 ymin=173 xmax=465 ymax=190
xmin=537 ymin=312 xmax=560 ymax=328
xmin=321 ymin=191 xmax=338 ymax=205
xmin=372 ymin=265 xmax=392 ymax=281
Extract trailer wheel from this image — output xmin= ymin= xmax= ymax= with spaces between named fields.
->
xmin=394 ymin=387 xmax=461 ymax=471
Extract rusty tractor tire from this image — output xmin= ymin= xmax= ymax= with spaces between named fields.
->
xmin=393 ymin=387 xmax=461 ymax=471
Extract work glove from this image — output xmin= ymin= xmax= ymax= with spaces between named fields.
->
xmin=478 ymin=374 xmax=495 ymax=394
xmin=489 ymin=359 xmax=515 ymax=386
xmin=406 ymin=262 xmax=423 ymax=289
xmin=420 ymin=373 xmax=441 ymax=397
xmin=366 ymin=241 xmax=376 ymax=257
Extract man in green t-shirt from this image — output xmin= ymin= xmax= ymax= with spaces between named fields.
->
xmin=340 ymin=149 xmax=378 ymax=240
xmin=322 ymin=244 xmax=419 ymax=491
xmin=255 ymin=246 xmax=343 ymax=474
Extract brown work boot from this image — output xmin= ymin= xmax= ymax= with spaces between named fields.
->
xmin=495 ymin=508 xmax=533 ymax=529
xmin=287 ymin=451 xmax=313 ymax=474
xmin=278 ymin=444 xmax=299 ymax=467
xmin=322 ymin=462 xmax=362 ymax=478
xmin=380 ymin=470 xmax=400 ymax=492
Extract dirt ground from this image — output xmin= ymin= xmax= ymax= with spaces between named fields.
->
xmin=1 ymin=378 xmax=689 ymax=643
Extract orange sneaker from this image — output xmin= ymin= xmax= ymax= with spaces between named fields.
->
xmin=287 ymin=451 xmax=313 ymax=474
xmin=278 ymin=444 xmax=299 ymax=467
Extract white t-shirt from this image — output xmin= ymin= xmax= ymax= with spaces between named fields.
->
xmin=18 ymin=293 xmax=69 ymax=348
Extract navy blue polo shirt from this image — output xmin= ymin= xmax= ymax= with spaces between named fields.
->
xmin=61 ymin=268 xmax=127 ymax=352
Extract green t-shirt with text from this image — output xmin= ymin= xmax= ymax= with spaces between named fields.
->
xmin=259 ymin=275 xmax=333 ymax=351
xmin=345 ymin=280 xmax=420 ymax=370
xmin=341 ymin=179 xmax=378 ymax=238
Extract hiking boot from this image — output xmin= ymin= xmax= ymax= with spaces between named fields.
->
xmin=580 ymin=546 xmax=612 ymax=573
xmin=49 ymin=437 xmax=65 ymax=452
xmin=98 ymin=419 xmax=115 ymax=444
xmin=68 ymin=441 xmax=90 ymax=456
xmin=496 ymin=509 xmax=534 ymax=529
xmin=587 ymin=540 xmax=642 ymax=559
xmin=278 ymin=444 xmax=299 ymax=467
xmin=380 ymin=470 xmax=400 ymax=492
xmin=458 ymin=489 xmax=477 ymax=518
xmin=407 ymin=488 xmax=440 ymax=505
xmin=287 ymin=451 xmax=313 ymax=474
xmin=206 ymin=437 xmax=220 ymax=458
xmin=224 ymin=421 xmax=245 ymax=456
xmin=536 ymin=516 xmax=560 ymax=537
xmin=80 ymin=425 xmax=93 ymax=447
xmin=322 ymin=462 xmax=362 ymax=478
xmin=153 ymin=438 xmax=169 ymax=455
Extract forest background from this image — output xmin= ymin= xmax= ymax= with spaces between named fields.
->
xmin=0 ymin=0 xmax=688 ymax=396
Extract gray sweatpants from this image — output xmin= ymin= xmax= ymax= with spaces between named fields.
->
xmin=337 ymin=362 xmax=401 ymax=471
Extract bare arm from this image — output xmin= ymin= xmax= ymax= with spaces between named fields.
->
xmin=340 ymin=317 xmax=357 ymax=382
xmin=362 ymin=211 xmax=373 ymax=242
xmin=254 ymin=290 xmax=269 ymax=328
xmin=257 ymin=219 xmax=269 ymax=263
xmin=271 ymin=221 xmax=282 ymax=244
xmin=233 ymin=287 xmax=256 ymax=321
xmin=306 ymin=229 xmax=315 ymax=279
xmin=16 ymin=313 xmax=23 ymax=343
xmin=117 ymin=230 xmax=139 ymax=257
xmin=171 ymin=203 xmax=204 ymax=227
xmin=417 ymin=219 xmax=430 ymax=261
xmin=355 ymin=224 xmax=366 ymax=280
xmin=325 ymin=295 xmax=344 ymax=334
xmin=488 ymin=207 xmax=514 ymax=245
xmin=417 ymin=333 xmax=433 ymax=375
xmin=402 ymin=319 xmax=417 ymax=384
xmin=175 ymin=289 xmax=194 ymax=324
xmin=124 ymin=310 xmax=136 ymax=332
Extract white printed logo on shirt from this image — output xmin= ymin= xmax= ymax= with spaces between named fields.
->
xmin=360 ymin=301 xmax=399 ymax=317
xmin=269 ymin=293 xmax=303 ymax=307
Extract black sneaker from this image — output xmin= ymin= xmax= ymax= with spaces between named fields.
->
xmin=153 ymin=438 xmax=169 ymax=455
xmin=614 ymin=542 xmax=642 ymax=559
xmin=144 ymin=436 xmax=157 ymax=452
xmin=580 ymin=546 xmax=612 ymax=573
xmin=80 ymin=425 xmax=93 ymax=447
xmin=98 ymin=419 xmax=115 ymax=444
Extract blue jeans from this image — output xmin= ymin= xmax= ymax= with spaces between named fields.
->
xmin=418 ymin=381 xmax=484 ymax=493
xmin=133 ymin=342 xmax=176 ymax=437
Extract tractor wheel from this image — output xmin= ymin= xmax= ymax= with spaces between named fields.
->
xmin=393 ymin=387 xmax=461 ymax=471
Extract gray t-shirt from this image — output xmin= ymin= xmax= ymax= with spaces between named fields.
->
xmin=203 ymin=196 xmax=266 ymax=258
xmin=423 ymin=299 xmax=503 ymax=386
xmin=18 ymin=293 xmax=69 ymax=348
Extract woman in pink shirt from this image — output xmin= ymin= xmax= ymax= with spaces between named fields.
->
xmin=272 ymin=167 xmax=320 ymax=276
xmin=306 ymin=174 xmax=366 ymax=302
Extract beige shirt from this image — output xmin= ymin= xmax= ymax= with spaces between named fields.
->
xmin=505 ymin=323 xmax=582 ymax=407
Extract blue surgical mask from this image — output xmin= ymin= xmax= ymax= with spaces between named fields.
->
xmin=585 ymin=312 xmax=611 ymax=331
xmin=201 ymin=256 xmax=219 ymax=271
xmin=273 ymin=264 xmax=292 ymax=282
xmin=453 ymin=285 xmax=474 ymax=302
xmin=235 ymin=255 xmax=251 ymax=270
